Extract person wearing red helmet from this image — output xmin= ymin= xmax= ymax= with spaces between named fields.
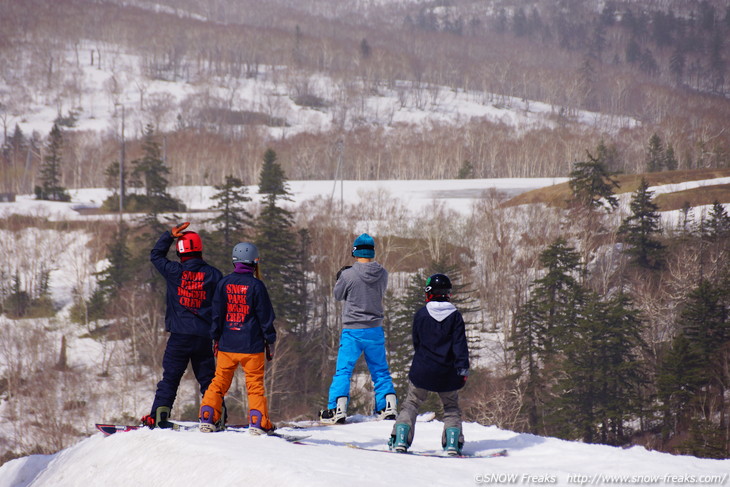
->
xmin=141 ymin=222 xmax=223 ymax=428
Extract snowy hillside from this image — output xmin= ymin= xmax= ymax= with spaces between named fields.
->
xmin=10 ymin=40 xmax=638 ymax=144
xmin=1 ymin=417 xmax=728 ymax=487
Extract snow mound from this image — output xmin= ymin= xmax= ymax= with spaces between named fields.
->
xmin=1 ymin=419 xmax=727 ymax=487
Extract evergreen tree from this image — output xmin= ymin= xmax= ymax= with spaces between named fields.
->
xmin=646 ymin=133 xmax=664 ymax=172
xmin=556 ymin=292 xmax=645 ymax=444
xmin=657 ymin=333 xmax=706 ymax=442
xmin=618 ymin=178 xmax=665 ymax=269
xmin=658 ymin=279 xmax=729 ymax=456
xmin=679 ymin=280 xmax=728 ymax=379
xmin=204 ymin=175 xmax=253 ymax=269
xmin=255 ymin=198 xmax=303 ymax=330
xmin=386 ymin=269 xmax=428 ymax=397
xmin=4 ymin=272 xmax=30 ymax=318
xmin=35 ymin=124 xmax=70 ymax=201
xmin=511 ymin=238 xmax=583 ymax=434
xmin=664 ymin=144 xmax=679 ymax=171
xmin=568 ymin=144 xmax=620 ymax=211
xmin=258 ymin=148 xmax=289 ymax=199
xmin=4 ymin=124 xmax=26 ymax=173
xmin=95 ymin=224 xmax=134 ymax=300
xmin=130 ymin=124 xmax=181 ymax=212
xmin=703 ymin=201 xmax=730 ymax=241
xmin=457 ymin=160 xmax=474 ymax=179
xmin=253 ymin=149 xmax=304 ymax=332
xmin=76 ymin=224 xmax=136 ymax=323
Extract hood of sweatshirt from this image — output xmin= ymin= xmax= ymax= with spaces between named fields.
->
xmin=426 ymin=301 xmax=457 ymax=322
xmin=352 ymin=261 xmax=386 ymax=284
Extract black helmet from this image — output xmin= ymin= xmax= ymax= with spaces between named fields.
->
xmin=424 ymin=273 xmax=452 ymax=295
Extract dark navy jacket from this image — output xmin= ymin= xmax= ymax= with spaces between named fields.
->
xmin=211 ymin=269 xmax=276 ymax=354
xmin=408 ymin=301 xmax=470 ymax=392
xmin=150 ymin=231 xmax=223 ymax=337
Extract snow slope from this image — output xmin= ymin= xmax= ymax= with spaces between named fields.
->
xmin=1 ymin=417 xmax=727 ymax=487
xmin=8 ymin=38 xmax=638 ymax=144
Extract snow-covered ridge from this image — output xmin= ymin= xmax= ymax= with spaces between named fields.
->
xmin=1 ymin=419 xmax=727 ymax=487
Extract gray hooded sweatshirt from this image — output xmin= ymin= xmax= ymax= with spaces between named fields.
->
xmin=333 ymin=261 xmax=388 ymax=329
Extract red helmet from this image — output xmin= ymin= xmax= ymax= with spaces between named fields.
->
xmin=176 ymin=231 xmax=203 ymax=254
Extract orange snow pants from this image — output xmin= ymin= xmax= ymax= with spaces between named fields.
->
xmin=200 ymin=351 xmax=272 ymax=429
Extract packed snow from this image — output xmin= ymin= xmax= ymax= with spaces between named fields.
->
xmin=1 ymin=416 xmax=728 ymax=487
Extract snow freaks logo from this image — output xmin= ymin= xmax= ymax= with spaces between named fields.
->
xmin=474 ymin=473 xmax=556 ymax=484
xmin=474 ymin=473 xmax=728 ymax=485
xmin=178 ymin=270 xmax=207 ymax=309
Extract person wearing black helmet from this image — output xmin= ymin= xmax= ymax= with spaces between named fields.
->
xmin=387 ymin=273 xmax=470 ymax=456
xmin=142 ymin=222 xmax=223 ymax=429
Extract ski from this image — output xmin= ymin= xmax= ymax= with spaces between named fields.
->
xmin=346 ymin=444 xmax=508 ymax=459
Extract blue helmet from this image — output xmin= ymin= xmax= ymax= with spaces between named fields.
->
xmin=352 ymin=233 xmax=375 ymax=258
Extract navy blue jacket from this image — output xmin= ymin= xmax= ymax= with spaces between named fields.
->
xmin=150 ymin=231 xmax=223 ymax=337
xmin=408 ymin=301 xmax=470 ymax=392
xmin=211 ymin=270 xmax=276 ymax=354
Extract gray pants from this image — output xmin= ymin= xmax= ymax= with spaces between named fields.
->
xmin=391 ymin=381 xmax=464 ymax=446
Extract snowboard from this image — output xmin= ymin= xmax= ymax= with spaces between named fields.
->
xmin=346 ymin=443 xmax=508 ymax=459
xmin=283 ymin=411 xmax=436 ymax=429
xmin=95 ymin=423 xmax=310 ymax=443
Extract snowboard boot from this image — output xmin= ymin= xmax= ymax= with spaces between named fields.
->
xmin=248 ymin=409 xmax=275 ymax=435
xmin=376 ymin=393 xmax=397 ymax=420
xmin=155 ymin=406 xmax=173 ymax=429
xmin=319 ymin=396 xmax=347 ymax=425
xmin=199 ymin=405 xmax=220 ymax=433
xmin=443 ymin=427 xmax=463 ymax=456
xmin=388 ymin=423 xmax=410 ymax=453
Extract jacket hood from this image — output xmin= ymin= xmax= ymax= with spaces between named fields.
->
xmin=352 ymin=261 xmax=386 ymax=284
xmin=426 ymin=301 xmax=457 ymax=322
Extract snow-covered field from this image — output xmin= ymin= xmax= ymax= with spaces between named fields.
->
xmin=1 ymin=416 xmax=727 ymax=487
xmin=0 ymin=177 xmax=566 ymax=221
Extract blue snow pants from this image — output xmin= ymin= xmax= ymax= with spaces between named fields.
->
xmin=327 ymin=327 xmax=396 ymax=411
xmin=150 ymin=333 xmax=216 ymax=415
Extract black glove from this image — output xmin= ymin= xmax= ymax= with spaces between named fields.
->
xmin=336 ymin=265 xmax=352 ymax=281
xmin=265 ymin=342 xmax=274 ymax=361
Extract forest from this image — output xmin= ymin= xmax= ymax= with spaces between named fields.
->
xmin=0 ymin=0 xmax=728 ymax=462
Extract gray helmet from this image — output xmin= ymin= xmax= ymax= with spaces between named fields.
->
xmin=232 ymin=242 xmax=259 ymax=265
